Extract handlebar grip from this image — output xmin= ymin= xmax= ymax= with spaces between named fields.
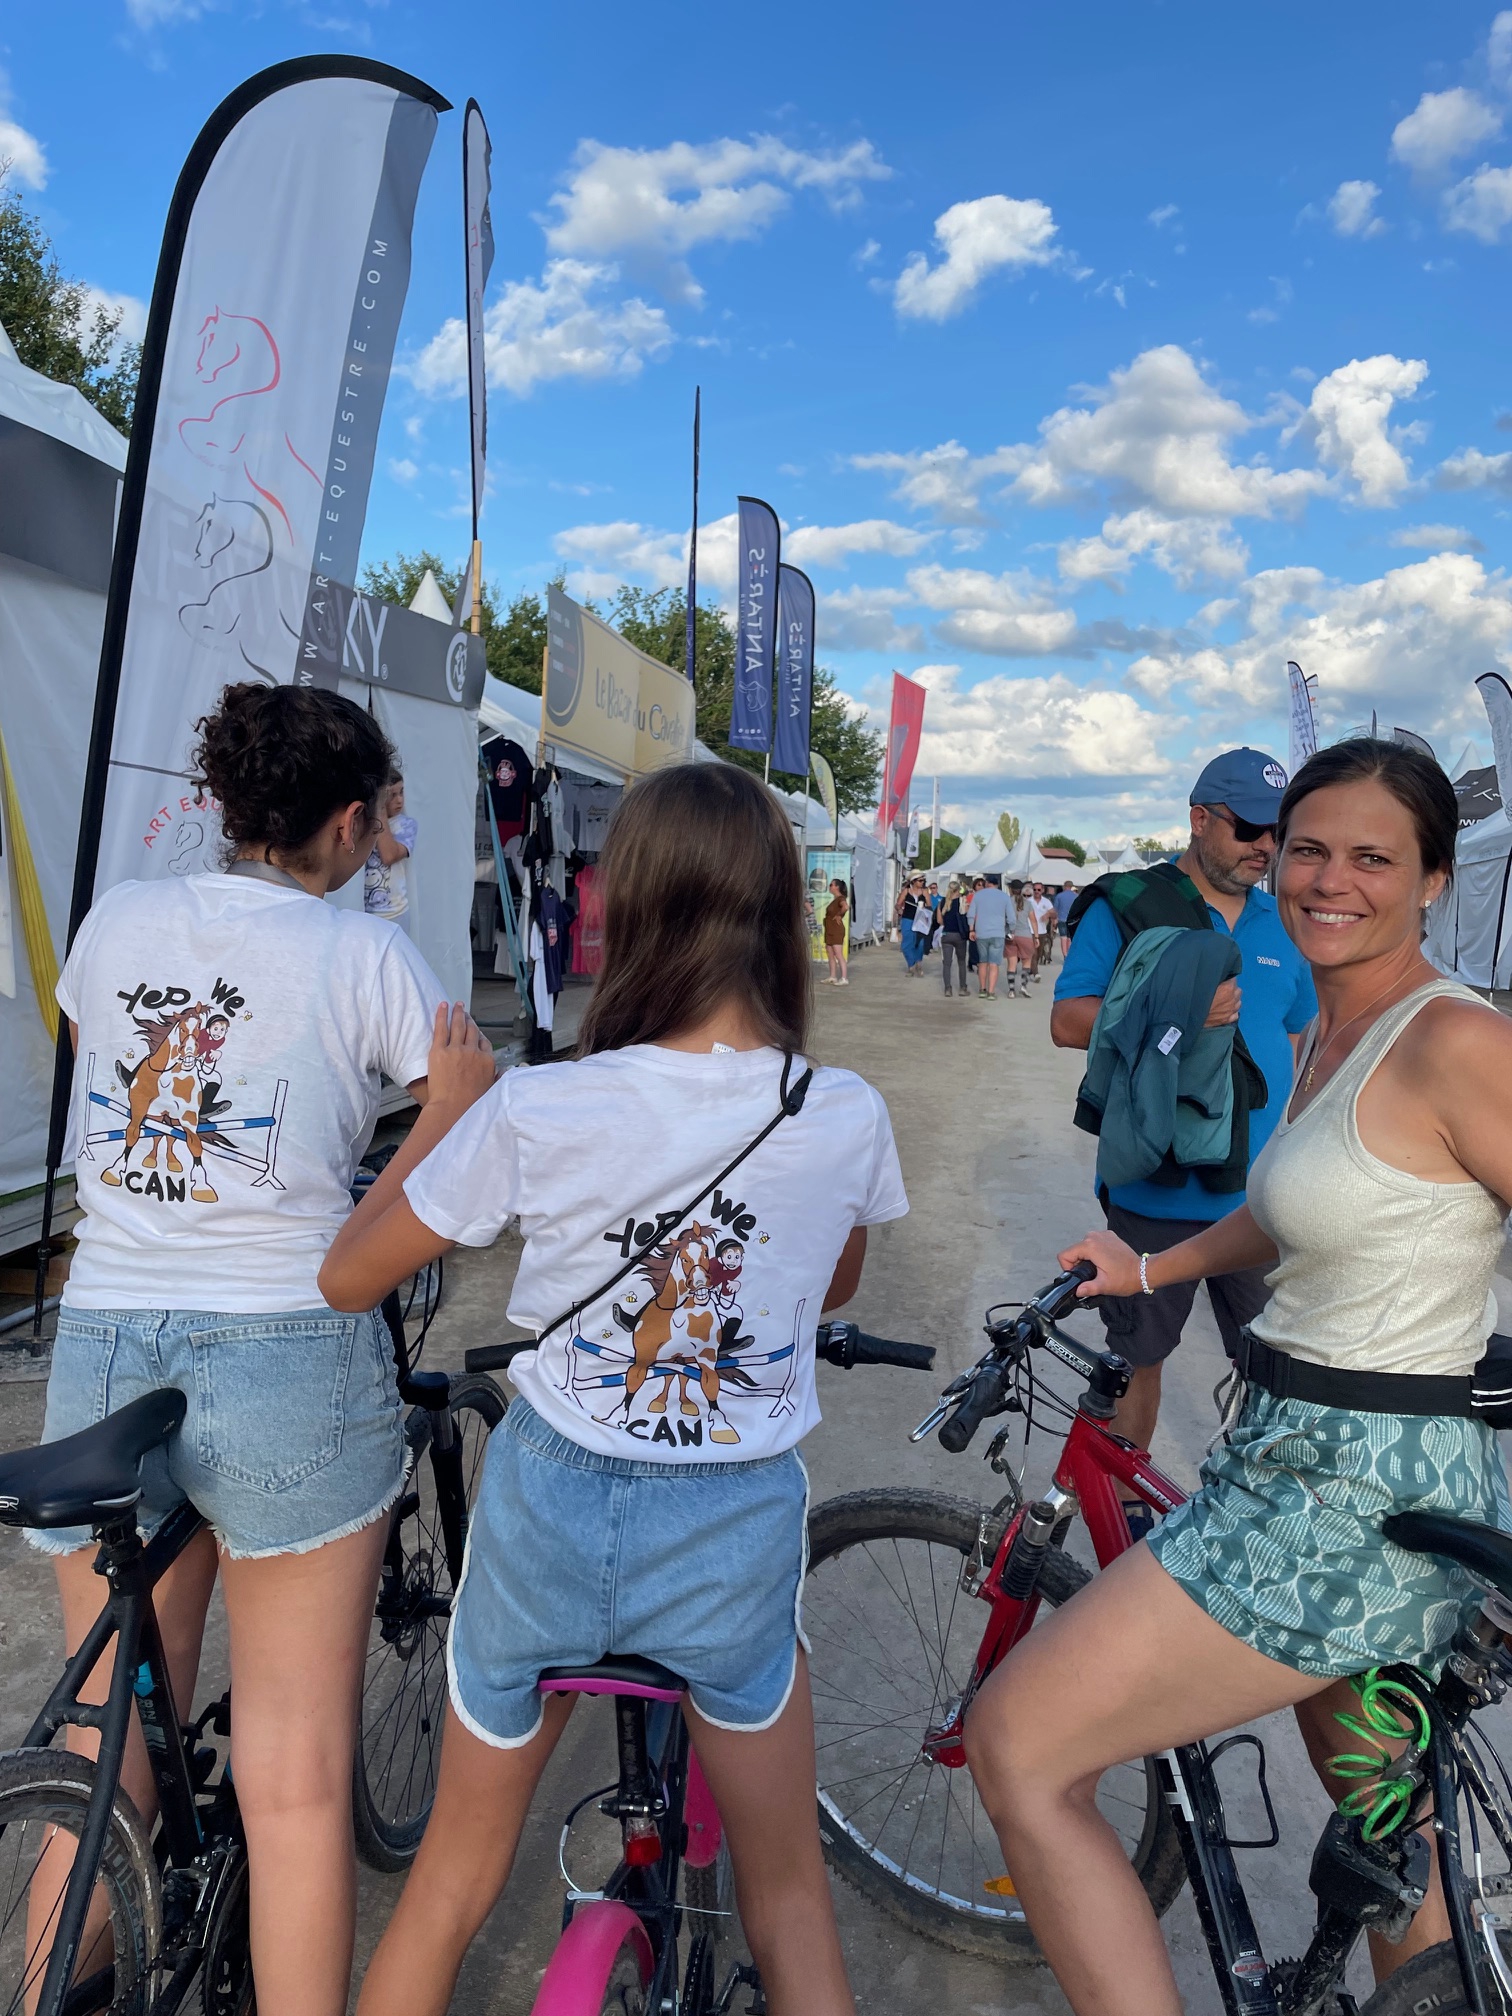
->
xmin=463 ymin=1341 xmax=535 ymax=1374
xmin=850 ymin=1335 xmax=936 ymax=1371
xmin=938 ymin=1362 xmax=1010 ymax=1453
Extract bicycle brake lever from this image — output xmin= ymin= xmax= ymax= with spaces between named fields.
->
xmin=909 ymin=1400 xmax=952 ymax=1443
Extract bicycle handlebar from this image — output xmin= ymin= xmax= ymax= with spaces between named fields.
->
xmin=929 ymin=1262 xmax=1100 ymax=1452
xmin=815 ymin=1323 xmax=936 ymax=1372
xmin=463 ymin=1325 xmax=937 ymax=1381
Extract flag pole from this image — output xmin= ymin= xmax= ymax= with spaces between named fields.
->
xmin=686 ymin=386 xmax=700 ymax=683
xmin=930 ymin=775 xmax=939 ymax=870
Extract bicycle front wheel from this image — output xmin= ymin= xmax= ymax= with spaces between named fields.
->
xmin=805 ymin=1488 xmax=1184 ymax=1961
xmin=0 ymin=1749 xmax=160 ymax=2016
xmin=354 ymin=1373 xmax=506 ymax=1869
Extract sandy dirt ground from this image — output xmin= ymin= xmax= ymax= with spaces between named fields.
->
xmin=1 ymin=942 xmax=1510 ymax=2013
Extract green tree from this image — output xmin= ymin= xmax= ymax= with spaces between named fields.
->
xmin=1039 ymin=831 xmax=1087 ymax=866
xmin=360 ymin=549 xmax=557 ymax=695
xmin=0 ymin=183 xmax=139 ymax=433
xmin=1131 ymin=835 xmax=1172 ymax=860
xmin=914 ymin=826 xmax=961 ymax=865
xmin=607 ymin=584 xmax=883 ymax=814
xmin=996 ymin=811 xmax=1022 ymax=851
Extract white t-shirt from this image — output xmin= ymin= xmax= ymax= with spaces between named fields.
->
xmin=404 ymin=1044 xmax=908 ymax=1463
xmin=365 ymin=812 xmax=418 ymax=919
xmin=57 ymin=874 xmax=445 ymax=1312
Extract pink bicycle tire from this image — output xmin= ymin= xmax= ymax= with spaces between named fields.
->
xmin=528 ymin=1900 xmax=653 ymax=2015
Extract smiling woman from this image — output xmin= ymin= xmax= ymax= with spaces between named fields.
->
xmin=964 ymin=737 xmax=1512 ymax=2016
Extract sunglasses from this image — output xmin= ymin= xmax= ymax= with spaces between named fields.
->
xmin=1202 ymin=804 xmax=1276 ymax=845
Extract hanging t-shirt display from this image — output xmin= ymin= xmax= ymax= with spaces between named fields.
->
xmin=570 ymin=864 xmax=605 ymax=976
xmin=482 ymin=737 xmax=532 ymax=844
xmin=535 ymin=884 xmax=572 ymax=998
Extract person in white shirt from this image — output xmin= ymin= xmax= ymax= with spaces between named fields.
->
xmin=323 ymin=761 xmax=908 ymax=2016
xmin=35 ymin=683 xmax=451 ymax=2016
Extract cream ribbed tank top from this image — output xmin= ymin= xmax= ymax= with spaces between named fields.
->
xmin=1247 ymin=978 xmax=1507 ymax=1377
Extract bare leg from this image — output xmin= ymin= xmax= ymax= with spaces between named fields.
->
xmin=219 ymin=1516 xmax=388 ymax=2016
xmin=355 ymin=1697 xmax=575 ymax=2016
xmin=687 ymin=1653 xmax=854 ymax=2016
xmin=964 ymin=1543 xmax=1331 ymax=2016
xmin=1293 ymin=1682 xmax=1449 ymax=1984
xmin=27 ymin=1531 xmax=219 ymax=1993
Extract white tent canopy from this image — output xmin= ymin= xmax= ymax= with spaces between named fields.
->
xmin=0 ymin=323 xmax=127 ymax=1245
xmin=1427 ymin=810 xmax=1512 ymax=989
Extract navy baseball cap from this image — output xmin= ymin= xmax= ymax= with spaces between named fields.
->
xmin=1189 ymin=747 xmax=1288 ymax=825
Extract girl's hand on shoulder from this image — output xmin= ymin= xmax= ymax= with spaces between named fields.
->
xmin=427 ymin=1002 xmax=497 ymax=1115
xmin=1057 ymin=1230 xmax=1142 ymax=1299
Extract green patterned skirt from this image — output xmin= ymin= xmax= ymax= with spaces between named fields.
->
xmin=1146 ymin=1387 xmax=1512 ymax=1678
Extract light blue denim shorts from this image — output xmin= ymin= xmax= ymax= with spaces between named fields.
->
xmin=29 ymin=1304 xmax=405 ymax=1560
xmin=976 ymin=935 xmax=1004 ymax=964
xmin=447 ymin=1400 xmax=809 ymax=1747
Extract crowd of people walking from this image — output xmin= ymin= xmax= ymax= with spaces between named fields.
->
xmin=894 ymin=869 xmax=1077 ymax=1000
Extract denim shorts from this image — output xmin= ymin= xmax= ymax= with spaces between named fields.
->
xmin=28 ymin=1304 xmax=405 ymax=1560
xmin=447 ymin=1400 xmax=809 ymax=1747
xmin=976 ymin=935 xmax=1004 ymax=965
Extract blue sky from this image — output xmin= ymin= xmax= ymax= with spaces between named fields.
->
xmin=6 ymin=0 xmax=1512 ymax=844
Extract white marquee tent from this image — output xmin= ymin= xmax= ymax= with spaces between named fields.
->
xmin=0 ymin=322 xmax=127 ymax=1249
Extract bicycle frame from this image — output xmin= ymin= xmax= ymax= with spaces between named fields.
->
xmin=923 ymin=1311 xmax=1511 ymax=2016
xmin=21 ymin=1498 xmax=241 ymax=2016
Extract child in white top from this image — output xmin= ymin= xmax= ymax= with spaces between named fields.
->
xmin=323 ymin=761 xmax=908 ymax=2016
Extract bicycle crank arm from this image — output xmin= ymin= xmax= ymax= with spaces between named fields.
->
xmin=1159 ymin=1746 xmax=1280 ymax=2016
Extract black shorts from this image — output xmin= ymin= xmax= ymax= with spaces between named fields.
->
xmin=1098 ymin=1198 xmax=1271 ymax=1370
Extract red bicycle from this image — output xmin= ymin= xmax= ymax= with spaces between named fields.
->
xmin=803 ymin=1267 xmax=1512 ymax=2015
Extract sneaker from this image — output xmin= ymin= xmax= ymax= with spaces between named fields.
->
xmin=836 ymin=977 xmax=848 ymax=986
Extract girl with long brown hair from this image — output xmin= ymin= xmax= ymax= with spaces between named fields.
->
xmin=321 ymin=760 xmax=907 ymax=2016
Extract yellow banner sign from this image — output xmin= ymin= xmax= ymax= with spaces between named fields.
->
xmin=543 ymin=586 xmax=696 ymax=778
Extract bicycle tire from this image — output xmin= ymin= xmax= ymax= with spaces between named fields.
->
xmin=354 ymin=1374 xmax=506 ymax=1870
xmin=596 ymin=1943 xmax=649 ymax=2016
xmin=0 ymin=1748 xmax=161 ymax=2016
xmin=1358 ymin=1939 xmax=1479 ymax=2013
xmin=805 ymin=1487 xmax=1185 ymax=1962
xmin=684 ymin=1838 xmax=735 ymax=1947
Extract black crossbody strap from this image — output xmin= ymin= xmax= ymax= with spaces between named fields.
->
xmin=533 ymin=1051 xmax=814 ymax=1349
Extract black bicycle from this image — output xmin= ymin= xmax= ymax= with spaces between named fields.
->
xmin=0 ymin=1293 xmax=502 ymax=2016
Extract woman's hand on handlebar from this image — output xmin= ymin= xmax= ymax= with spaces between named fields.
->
xmin=1056 ymin=1229 xmax=1143 ymax=1299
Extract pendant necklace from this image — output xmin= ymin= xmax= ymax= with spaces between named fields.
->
xmin=1300 ymin=973 xmax=1414 ymax=1097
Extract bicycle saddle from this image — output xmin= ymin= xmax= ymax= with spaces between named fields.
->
xmin=1383 ymin=1510 xmax=1512 ymax=1603
xmin=539 ymin=1655 xmax=687 ymax=1701
xmin=0 ymin=1388 xmax=186 ymax=1530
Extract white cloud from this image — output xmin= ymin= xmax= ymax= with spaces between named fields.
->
xmin=543 ymin=135 xmax=889 ymax=304
xmin=1327 ymin=179 xmax=1387 ymax=239
xmin=1390 ymin=87 xmax=1502 ymax=177
xmin=552 ymin=519 xmax=694 ymax=599
xmin=1059 ymin=509 xmax=1250 ymax=590
xmin=80 ymin=284 xmax=147 ymax=348
xmin=1443 ymin=162 xmax=1512 ymax=242
xmin=850 ymin=440 xmax=1019 ymax=526
xmin=1127 ymin=553 xmax=1512 ymax=748
xmin=124 ymin=0 xmax=204 ymax=21
xmin=1004 ymin=344 xmax=1325 ymax=518
xmin=1147 ymin=204 xmax=1179 ymax=228
xmin=894 ymin=196 xmax=1059 ymax=321
xmin=1301 ymin=353 xmax=1427 ymax=505
xmin=388 ymin=457 xmax=418 ymax=485
xmin=0 ymin=72 xmax=47 ymax=190
xmin=1438 ymin=445 xmax=1512 ymax=491
xmin=1389 ymin=522 xmax=1481 ymax=551
xmin=412 ymin=260 xmax=671 ymax=400
xmin=1491 ymin=9 xmax=1512 ymax=84
xmin=784 ymin=518 xmax=931 ymax=567
xmin=906 ymin=563 xmax=1078 ymax=656
xmin=816 ymin=585 xmax=925 ymax=653
xmin=910 ymin=663 xmax=1171 ymax=781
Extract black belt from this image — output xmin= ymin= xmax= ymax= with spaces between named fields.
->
xmin=1235 ymin=1329 xmax=1474 ymax=1418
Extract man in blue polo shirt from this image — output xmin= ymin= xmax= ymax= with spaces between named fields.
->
xmin=1052 ymin=749 xmax=1315 ymax=1531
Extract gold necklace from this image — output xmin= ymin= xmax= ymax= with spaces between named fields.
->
xmin=1300 ymin=973 xmax=1416 ymax=1095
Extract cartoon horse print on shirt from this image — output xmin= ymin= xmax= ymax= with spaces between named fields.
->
xmin=602 ymin=1223 xmax=742 ymax=1444
xmin=102 ymin=1005 xmax=225 ymax=1204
